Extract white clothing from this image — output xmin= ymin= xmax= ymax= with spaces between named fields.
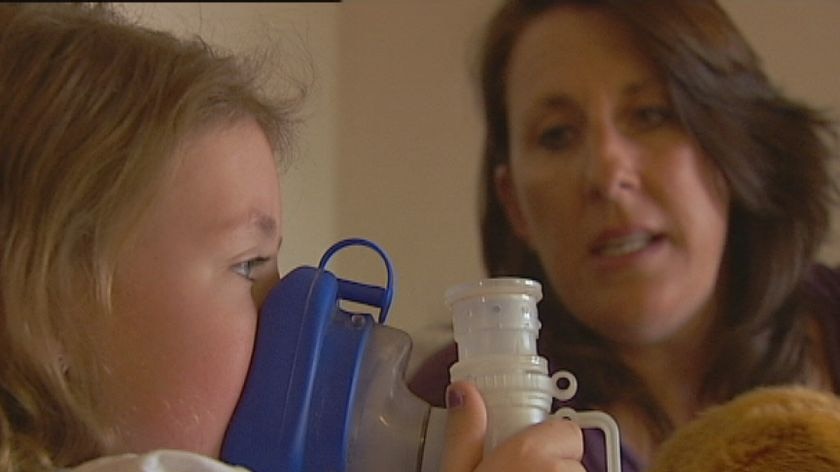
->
xmin=70 ymin=450 xmax=250 ymax=472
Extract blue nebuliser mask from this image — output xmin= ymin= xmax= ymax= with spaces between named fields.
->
xmin=221 ymin=238 xmax=621 ymax=472
xmin=220 ymin=238 xmax=445 ymax=472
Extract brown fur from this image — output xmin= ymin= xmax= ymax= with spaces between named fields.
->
xmin=649 ymin=387 xmax=840 ymax=472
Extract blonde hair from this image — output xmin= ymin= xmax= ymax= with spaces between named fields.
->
xmin=0 ymin=4 xmax=304 ymax=469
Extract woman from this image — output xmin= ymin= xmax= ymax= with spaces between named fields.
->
xmin=410 ymin=0 xmax=839 ymax=469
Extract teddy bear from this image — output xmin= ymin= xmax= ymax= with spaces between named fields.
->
xmin=647 ymin=386 xmax=840 ymax=472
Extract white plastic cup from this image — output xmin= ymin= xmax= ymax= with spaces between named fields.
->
xmin=446 ymin=278 xmax=549 ymax=452
xmin=445 ymin=277 xmax=622 ymax=472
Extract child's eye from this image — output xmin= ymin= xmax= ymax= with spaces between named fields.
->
xmin=233 ymin=256 xmax=271 ymax=282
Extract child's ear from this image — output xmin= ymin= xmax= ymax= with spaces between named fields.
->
xmin=493 ymin=164 xmax=533 ymax=247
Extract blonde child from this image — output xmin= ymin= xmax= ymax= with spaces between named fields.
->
xmin=0 ymin=4 xmax=582 ymax=471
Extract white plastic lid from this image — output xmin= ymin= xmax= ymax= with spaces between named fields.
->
xmin=444 ymin=277 xmax=542 ymax=307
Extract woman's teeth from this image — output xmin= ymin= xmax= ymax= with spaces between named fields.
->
xmin=599 ymin=234 xmax=653 ymax=256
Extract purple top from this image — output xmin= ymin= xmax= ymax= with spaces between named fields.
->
xmin=408 ymin=264 xmax=840 ymax=471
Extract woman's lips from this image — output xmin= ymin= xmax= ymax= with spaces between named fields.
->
xmin=590 ymin=230 xmax=665 ymax=257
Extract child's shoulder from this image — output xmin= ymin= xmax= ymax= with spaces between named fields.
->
xmin=68 ymin=450 xmax=249 ymax=472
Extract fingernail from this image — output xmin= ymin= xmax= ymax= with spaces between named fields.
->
xmin=446 ymin=385 xmax=465 ymax=409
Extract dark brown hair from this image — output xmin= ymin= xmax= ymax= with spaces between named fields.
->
xmin=479 ymin=0 xmax=837 ymax=440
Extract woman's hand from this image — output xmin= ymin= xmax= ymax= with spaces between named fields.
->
xmin=440 ymin=381 xmax=585 ymax=472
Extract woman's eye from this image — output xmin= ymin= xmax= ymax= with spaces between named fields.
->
xmin=633 ymin=106 xmax=673 ymax=130
xmin=536 ymin=125 xmax=576 ymax=152
xmin=233 ymin=257 xmax=270 ymax=281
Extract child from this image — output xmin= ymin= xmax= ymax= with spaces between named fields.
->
xmin=0 ymin=4 xmax=582 ymax=471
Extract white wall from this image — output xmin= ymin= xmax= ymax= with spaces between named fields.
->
xmin=719 ymin=0 xmax=840 ymax=262
xmin=123 ymin=2 xmax=840 ymax=375
xmin=334 ymin=0 xmax=502 ymax=373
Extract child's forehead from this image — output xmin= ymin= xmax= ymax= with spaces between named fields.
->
xmin=145 ymin=118 xmax=282 ymax=243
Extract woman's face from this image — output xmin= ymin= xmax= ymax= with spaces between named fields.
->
xmin=90 ymin=117 xmax=283 ymax=456
xmin=497 ymin=6 xmax=730 ymax=346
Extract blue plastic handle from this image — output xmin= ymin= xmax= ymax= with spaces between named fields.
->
xmin=318 ymin=238 xmax=395 ymax=324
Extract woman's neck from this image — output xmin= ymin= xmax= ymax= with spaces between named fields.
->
xmin=624 ymin=307 xmax=716 ymax=413
xmin=607 ymin=295 xmax=721 ymax=465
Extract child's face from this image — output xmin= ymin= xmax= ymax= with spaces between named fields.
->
xmin=89 ymin=118 xmax=283 ymax=456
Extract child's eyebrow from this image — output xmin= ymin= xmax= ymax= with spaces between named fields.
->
xmin=251 ymin=212 xmax=278 ymax=240
xmin=251 ymin=212 xmax=283 ymax=250
xmin=218 ymin=211 xmax=280 ymax=246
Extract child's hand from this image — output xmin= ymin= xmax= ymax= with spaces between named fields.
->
xmin=440 ymin=381 xmax=585 ymax=472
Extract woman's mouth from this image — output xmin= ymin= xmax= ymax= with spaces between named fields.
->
xmin=592 ymin=231 xmax=664 ymax=257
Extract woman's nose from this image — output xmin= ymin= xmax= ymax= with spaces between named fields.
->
xmin=582 ymin=120 xmax=640 ymax=201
